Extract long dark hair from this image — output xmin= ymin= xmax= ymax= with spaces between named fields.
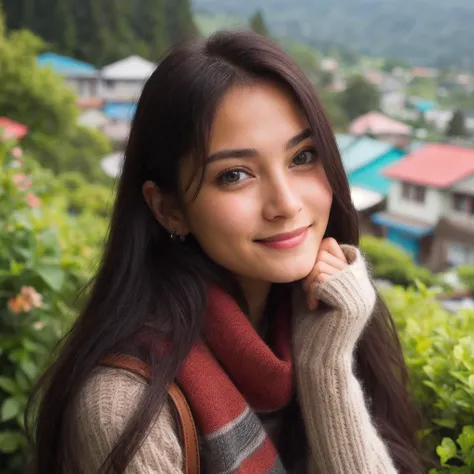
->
xmin=27 ymin=30 xmax=425 ymax=473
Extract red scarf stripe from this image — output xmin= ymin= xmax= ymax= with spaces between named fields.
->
xmin=236 ymin=437 xmax=284 ymax=473
xmin=179 ymin=342 xmax=248 ymax=432
xmin=204 ymin=287 xmax=293 ymax=410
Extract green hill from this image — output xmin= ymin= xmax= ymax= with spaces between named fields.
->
xmin=193 ymin=0 xmax=474 ymax=68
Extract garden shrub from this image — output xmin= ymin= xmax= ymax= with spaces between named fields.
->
xmin=383 ymin=283 xmax=474 ymax=473
xmin=361 ymin=235 xmax=437 ymax=287
xmin=0 ymin=140 xmax=110 ymax=473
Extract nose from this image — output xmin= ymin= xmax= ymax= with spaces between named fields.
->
xmin=262 ymin=173 xmax=302 ymax=221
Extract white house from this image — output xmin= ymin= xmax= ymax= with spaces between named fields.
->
xmin=373 ymin=144 xmax=474 ymax=269
xmin=100 ymin=56 xmax=157 ymax=102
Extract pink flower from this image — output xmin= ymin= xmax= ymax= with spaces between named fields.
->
xmin=26 ymin=192 xmax=41 ymax=208
xmin=20 ymin=286 xmax=43 ymax=309
xmin=8 ymin=297 xmax=23 ymax=314
xmin=11 ymin=147 xmax=23 ymax=159
xmin=33 ymin=321 xmax=46 ymax=330
xmin=13 ymin=174 xmax=32 ymax=191
xmin=7 ymin=286 xmax=42 ymax=314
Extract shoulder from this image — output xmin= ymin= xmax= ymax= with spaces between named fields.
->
xmin=72 ymin=366 xmax=183 ymax=473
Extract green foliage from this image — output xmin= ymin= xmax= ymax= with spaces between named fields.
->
xmin=360 ymin=235 xmax=436 ymax=287
xmin=0 ymin=140 xmax=110 ymax=472
xmin=0 ymin=21 xmax=111 ymax=181
xmin=2 ymin=0 xmax=198 ymax=65
xmin=249 ymin=9 xmax=270 ymax=37
xmin=457 ymin=266 xmax=474 ymax=294
xmin=339 ymin=74 xmax=380 ymax=120
xmin=383 ymin=283 xmax=474 ymax=472
xmin=446 ymin=111 xmax=468 ymax=138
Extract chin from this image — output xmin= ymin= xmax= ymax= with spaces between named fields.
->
xmin=265 ymin=260 xmax=316 ymax=284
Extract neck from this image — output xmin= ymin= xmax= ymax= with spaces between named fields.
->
xmin=237 ymin=278 xmax=272 ymax=328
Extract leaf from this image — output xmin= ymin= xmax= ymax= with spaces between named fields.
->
xmin=433 ymin=418 xmax=457 ymax=429
xmin=457 ymin=426 xmax=474 ymax=455
xmin=1 ymin=398 xmax=20 ymax=422
xmin=0 ymin=431 xmax=26 ymax=453
xmin=437 ymin=437 xmax=458 ymax=466
xmin=35 ymin=264 xmax=65 ymax=291
xmin=0 ymin=376 xmax=17 ymax=395
xmin=469 ymin=375 xmax=474 ymax=391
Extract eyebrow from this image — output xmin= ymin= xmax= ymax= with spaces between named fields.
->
xmin=206 ymin=128 xmax=313 ymax=163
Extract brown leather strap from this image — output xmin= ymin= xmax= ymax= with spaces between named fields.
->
xmin=101 ymin=354 xmax=200 ymax=474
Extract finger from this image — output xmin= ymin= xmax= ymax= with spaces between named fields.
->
xmin=302 ymin=261 xmax=340 ymax=292
xmin=317 ymin=249 xmax=347 ymax=271
xmin=319 ymin=237 xmax=347 ymax=263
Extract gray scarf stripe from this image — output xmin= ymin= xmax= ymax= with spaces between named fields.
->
xmin=203 ymin=408 xmax=280 ymax=473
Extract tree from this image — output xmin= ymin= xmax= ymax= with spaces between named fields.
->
xmin=135 ymin=0 xmax=168 ymax=60
xmin=49 ymin=0 xmax=76 ymax=55
xmin=0 ymin=21 xmax=110 ymax=180
xmin=446 ymin=110 xmax=468 ymax=137
xmin=339 ymin=75 xmax=380 ymax=120
xmin=166 ymin=0 xmax=198 ymax=45
xmin=249 ymin=9 xmax=270 ymax=37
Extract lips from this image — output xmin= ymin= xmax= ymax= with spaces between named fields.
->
xmin=257 ymin=226 xmax=309 ymax=243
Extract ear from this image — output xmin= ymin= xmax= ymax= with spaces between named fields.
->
xmin=142 ymin=181 xmax=190 ymax=236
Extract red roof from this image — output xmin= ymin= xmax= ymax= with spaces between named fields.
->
xmin=383 ymin=144 xmax=474 ymax=188
xmin=0 ymin=117 xmax=28 ymax=140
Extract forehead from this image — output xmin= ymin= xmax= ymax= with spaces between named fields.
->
xmin=208 ymin=82 xmax=309 ymax=153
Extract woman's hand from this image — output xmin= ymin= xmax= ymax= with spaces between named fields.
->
xmin=302 ymin=238 xmax=348 ymax=311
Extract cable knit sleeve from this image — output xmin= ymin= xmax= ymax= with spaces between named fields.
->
xmin=72 ymin=367 xmax=184 ymax=473
xmin=293 ymin=245 xmax=399 ymax=474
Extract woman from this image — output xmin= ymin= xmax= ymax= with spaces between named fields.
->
xmin=27 ymin=30 xmax=425 ymax=473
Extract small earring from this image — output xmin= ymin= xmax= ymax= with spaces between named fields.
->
xmin=170 ymin=228 xmax=185 ymax=242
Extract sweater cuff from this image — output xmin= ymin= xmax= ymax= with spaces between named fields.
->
xmin=312 ymin=245 xmax=376 ymax=318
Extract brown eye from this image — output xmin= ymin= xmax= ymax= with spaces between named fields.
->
xmin=292 ymin=149 xmax=317 ymax=166
xmin=216 ymin=168 xmax=250 ymax=186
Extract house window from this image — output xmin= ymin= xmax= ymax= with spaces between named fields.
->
xmin=452 ymin=193 xmax=474 ymax=215
xmin=401 ymin=182 xmax=426 ymax=203
xmin=447 ymin=242 xmax=473 ymax=266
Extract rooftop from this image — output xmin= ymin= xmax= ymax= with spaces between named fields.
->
xmin=0 ymin=117 xmax=28 ymax=140
xmin=349 ymin=112 xmax=412 ymax=136
xmin=101 ymin=55 xmax=156 ymax=81
xmin=383 ymin=144 xmax=474 ymax=188
xmin=37 ymin=53 xmax=97 ymax=77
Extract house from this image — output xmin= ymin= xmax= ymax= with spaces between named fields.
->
xmin=348 ymin=112 xmax=413 ymax=148
xmin=336 ymin=134 xmax=408 ymax=233
xmin=0 ymin=117 xmax=28 ymax=140
xmin=78 ymin=109 xmax=109 ymax=129
xmin=374 ymin=144 xmax=474 ymax=268
xmin=37 ymin=53 xmax=99 ymax=99
xmin=100 ymin=56 xmax=156 ymax=102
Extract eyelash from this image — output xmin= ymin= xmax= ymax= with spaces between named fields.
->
xmin=215 ymin=147 xmax=319 ymax=186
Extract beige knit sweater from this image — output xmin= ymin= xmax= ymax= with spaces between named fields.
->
xmin=72 ymin=246 xmax=399 ymax=473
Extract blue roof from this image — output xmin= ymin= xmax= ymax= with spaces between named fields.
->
xmin=348 ymin=148 xmax=406 ymax=195
xmin=336 ymin=134 xmax=357 ymax=152
xmin=411 ymin=98 xmax=437 ymax=113
xmin=339 ymin=136 xmax=394 ymax=174
xmin=371 ymin=212 xmax=434 ymax=238
xmin=37 ymin=53 xmax=97 ymax=77
xmin=102 ymin=103 xmax=136 ymax=121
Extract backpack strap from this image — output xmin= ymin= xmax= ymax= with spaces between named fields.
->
xmin=101 ymin=354 xmax=200 ymax=474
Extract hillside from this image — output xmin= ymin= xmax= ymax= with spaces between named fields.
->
xmin=192 ymin=0 xmax=474 ymax=68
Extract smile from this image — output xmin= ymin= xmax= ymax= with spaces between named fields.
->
xmin=255 ymin=226 xmax=310 ymax=250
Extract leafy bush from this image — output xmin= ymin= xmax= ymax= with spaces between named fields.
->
xmin=0 ymin=140 xmax=109 ymax=473
xmin=361 ymin=235 xmax=437 ymax=287
xmin=383 ymin=283 xmax=474 ymax=473
xmin=457 ymin=266 xmax=474 ymax=294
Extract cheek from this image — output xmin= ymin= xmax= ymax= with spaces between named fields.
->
xmin=186 ymin=192 xmax=259 ymax=245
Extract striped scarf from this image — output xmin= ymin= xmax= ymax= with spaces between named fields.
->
xmin=177 ymin=286 xmax=293 ymax=473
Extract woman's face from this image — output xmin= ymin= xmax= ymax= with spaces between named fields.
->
xmin=180 ymin=82 xmax=333 ymax=285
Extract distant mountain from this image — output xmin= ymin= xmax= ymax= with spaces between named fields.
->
xmin=192 ymin=0 xmax=474 ymax=68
